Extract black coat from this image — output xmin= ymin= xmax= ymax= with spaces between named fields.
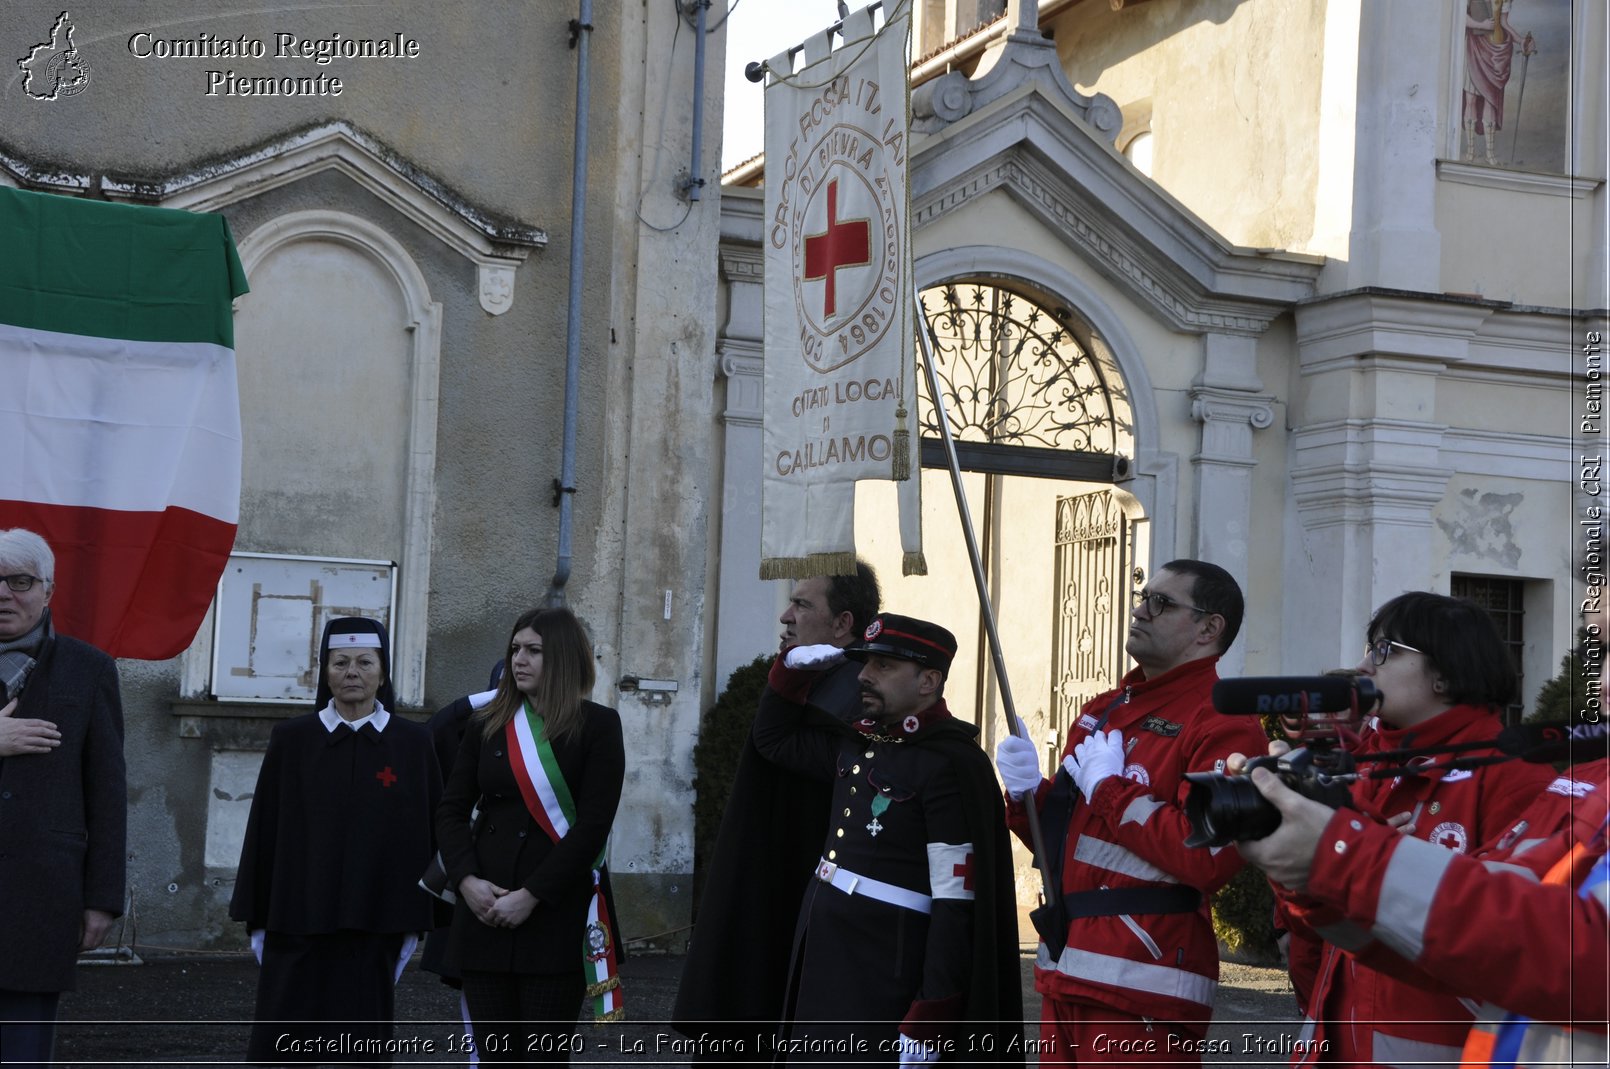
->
xmin=673 ymin=658 xmax=863 ymax=1049
xmin=229 ymin=712 xmax=441 ymax=935
xmin=0 ymin=633 xmax=125 ymax=993
xmin=436 ymin=700 xmax=624 ymax=975
xmin=419 ymin=693 xmax=480 ymax=980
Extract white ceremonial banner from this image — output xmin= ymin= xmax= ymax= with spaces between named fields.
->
xmin=760 ymin=1 xmax=925 ymax=580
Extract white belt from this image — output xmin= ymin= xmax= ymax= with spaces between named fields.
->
xmin=815 ymin=858 xmax=932 ymax=914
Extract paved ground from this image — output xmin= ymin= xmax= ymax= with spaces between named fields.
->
xmin=53 ymin=948 xmax=1304 ymax=1067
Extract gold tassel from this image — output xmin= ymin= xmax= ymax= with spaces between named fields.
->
xmin=902 ymin=551 xmax=928 ymax=577
xmin=592 ymin=1007 xmax=627 ymax=1024
xmin=891 ymin=403 xmax=911 ymax=481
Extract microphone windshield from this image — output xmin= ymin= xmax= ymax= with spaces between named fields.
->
xmin=1212 ymin=676 xmax=1378 ymax=716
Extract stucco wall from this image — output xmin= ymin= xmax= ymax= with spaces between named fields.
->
xmin=0 ymin=0 xmax=720 ymax=949
xmin=1047 ymin=0 xmax=1327 ymax=252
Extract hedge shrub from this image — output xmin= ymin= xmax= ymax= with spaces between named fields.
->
xmin=690 ymin=654 xmax=772 ymax=906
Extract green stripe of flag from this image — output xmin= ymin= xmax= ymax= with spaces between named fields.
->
xmin=0 ymin=187 xmax=248 ymax=347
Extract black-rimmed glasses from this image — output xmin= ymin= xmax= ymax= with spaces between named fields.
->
xmin=1367 ymin=638 xmax=1424 ymax=666
xmin=0 ymin=574 xmax=46 ymax=593
xmin=1132 ymin=589 xmax=1211 ymax=618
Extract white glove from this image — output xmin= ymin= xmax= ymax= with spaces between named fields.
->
xmin=784 ymin=643 xmax=846 ymax=670
xmin=1064 ymin=728 xmax=1126 ymax=799
xmin=250 ymin=929 xmax=265 ymax=965
xmin=995 ymin=731 xmax=1043 ymax=797
xmin=897 ymin=1034 xmax=941 ymax=1066
xmin=393 ymin=932 xmax=421 ymax=983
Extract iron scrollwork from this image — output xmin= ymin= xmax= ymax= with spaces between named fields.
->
xmin=918 ymin=282 xmax=1130 ymax=453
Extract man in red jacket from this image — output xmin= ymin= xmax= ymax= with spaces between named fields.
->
xmin=995 ymin=559 xmax=1267 ymax=1064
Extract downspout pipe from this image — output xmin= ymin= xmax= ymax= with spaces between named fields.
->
xmin=684 ymin=0 xmax=709 ymax=202
xmin=548 ymin=0 xmax=592 ymax=607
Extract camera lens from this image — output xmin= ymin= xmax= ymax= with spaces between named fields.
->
xmin=1184 ymin=772 xmax=1283 ymax=848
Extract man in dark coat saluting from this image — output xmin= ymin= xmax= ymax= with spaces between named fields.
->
xmin=0 ymin=528 xmax=126 ymax=1068
xmin=672 ymin=564 xmax=879 ymax=1061
xmin=754 ymin=612 xmax=1023 ymax=1065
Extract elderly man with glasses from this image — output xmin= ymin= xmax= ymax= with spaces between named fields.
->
xmin=0 ymin=528 xmax=127 ymax=1068
xmin=995 ymin=559 xmax=1267 ymax=1066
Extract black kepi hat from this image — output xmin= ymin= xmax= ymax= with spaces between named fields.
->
xmin=314 ymin=616 xmax=397 ymax=712
xmin=845 ymin=612 xmax=957 ymax=675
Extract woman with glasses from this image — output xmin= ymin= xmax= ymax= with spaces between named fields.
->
xmin=1275 ymin=591 xmax=1559 ymax=1069
xmin=435 ymin=607 xmax=625 ymax=1064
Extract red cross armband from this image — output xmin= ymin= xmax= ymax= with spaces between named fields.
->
xmin=927 ymin=842 xmax=977 ymax=901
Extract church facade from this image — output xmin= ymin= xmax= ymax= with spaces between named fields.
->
xmin=711 ymin=0 xmax=1607 ymax=902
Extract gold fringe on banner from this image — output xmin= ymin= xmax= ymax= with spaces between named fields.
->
xmin=760 ymin=551 xmax=861 ymax=581
xmin=902 ymin=551 xmax=928 ymax=577
xmin=592 ymin=1007 xmax=627 ymax=1024
xmin=585 ymin=976 xmax=621 ymax=999
xmin=891 ymin=403 xmax=911 ymax=480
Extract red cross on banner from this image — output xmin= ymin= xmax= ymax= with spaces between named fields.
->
xmin=802 ymin=179 xmax=871 ymax=318
xmin=758 ymin=1 xmax=923 ymax=579
xmin=953 ymin=852 xmax=975 ymax=891
xmin=375 ymin=766 xmax=397 ymax=788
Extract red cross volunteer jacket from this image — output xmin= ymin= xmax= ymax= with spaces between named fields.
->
xmin=1277 ymin=703 xmax=1558 ymax=1067
xmin=1006 ymin=657 xmax=1268 ymax=1032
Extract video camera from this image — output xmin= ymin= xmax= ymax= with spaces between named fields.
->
xmin=1182 ymin=674 xmax=1379 ymax=849
xmin=1182 ymin=674 xmax=1610 ymax=848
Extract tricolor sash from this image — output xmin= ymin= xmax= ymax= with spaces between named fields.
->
xmin=506 ymin=703 xmax=624 ymax=1022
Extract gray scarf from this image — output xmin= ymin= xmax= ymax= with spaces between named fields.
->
xmin=0 ymin=609 xmax=51 ymax=706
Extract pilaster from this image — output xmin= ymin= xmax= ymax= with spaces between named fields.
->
xmin=1189 ymin=386 xmax=1274 ymax=675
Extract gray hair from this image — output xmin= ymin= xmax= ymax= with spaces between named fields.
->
xmin=0 ymin=529 xmax=55 ymax=582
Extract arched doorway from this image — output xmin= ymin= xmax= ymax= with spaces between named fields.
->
xmin=853 ymin=278 xmax=1144 ymax=763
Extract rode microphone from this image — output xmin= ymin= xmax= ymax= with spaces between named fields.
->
xmin=1211 ymin=676 xmax=1380 ymax=717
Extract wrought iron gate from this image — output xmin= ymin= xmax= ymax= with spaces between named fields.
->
xmin=1051 ymin=489 xmax=1146 ymax=746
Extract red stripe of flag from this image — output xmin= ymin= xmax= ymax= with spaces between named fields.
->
xmin=0 ymin=499 xmax=236 ymax=660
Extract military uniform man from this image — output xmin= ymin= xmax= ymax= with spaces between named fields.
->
xmin=673 ymin=566 xmax=879 ymax=1060
xmin=753 ymin=613 xmax=1021 ymax=1066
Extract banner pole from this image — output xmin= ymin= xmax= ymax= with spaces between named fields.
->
xmin=914 ymin=291 xmax=1059 ymax=909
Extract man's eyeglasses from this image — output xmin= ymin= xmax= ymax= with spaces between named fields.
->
xmin=0 ymin=574 xmax=45 ymax=593
xmin=1132 ymin=590 xmax=1211 ymax=618
xmin=1367 ymin=638 xmax=1424 ymax=666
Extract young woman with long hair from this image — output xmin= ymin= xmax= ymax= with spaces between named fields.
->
xmin=435 ymin=607 xmax=625 ymax=1063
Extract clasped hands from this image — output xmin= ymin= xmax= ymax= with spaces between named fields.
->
xmin=458 ymin=875 xmax=537 ymax=929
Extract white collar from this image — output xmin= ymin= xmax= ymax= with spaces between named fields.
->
xmin=319 ymin=702 xmax=391 ymax=733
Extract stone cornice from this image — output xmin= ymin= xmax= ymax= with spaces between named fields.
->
xmin=1436 ymin=160 xmax=1602 ymax=199
xmin=1295 ymin=291 xmax=1492 ymax=366
xmin=719 ymin=244 xmax=764 ymax=281
xmin=2 ymin=123 xmax=544 ymax=316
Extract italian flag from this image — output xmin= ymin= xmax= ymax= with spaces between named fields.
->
xmin=0 ymin=187 xmax=248 ymax=660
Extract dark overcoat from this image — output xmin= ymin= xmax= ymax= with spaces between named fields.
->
xmin=436 ymin=700 xmax=624 ymax=975
xmin=0 ymin=633 xmax=126 ymax=993
xmin=672 ymin=658 xmax=863 ymax=1052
